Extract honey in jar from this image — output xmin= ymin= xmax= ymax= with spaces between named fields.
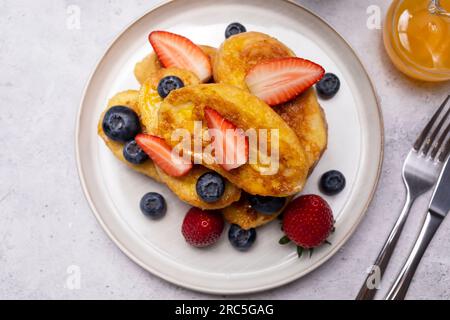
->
xmin=384 ymin=0 xmax=450 ymax=81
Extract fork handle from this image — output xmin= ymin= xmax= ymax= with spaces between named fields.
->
xmin=355 ymin=195 xmax=414 ymax=300
xmin=385 ymin=211 xmax=442 ymax=300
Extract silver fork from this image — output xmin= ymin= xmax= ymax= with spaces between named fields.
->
xmin=356 ymin=95 xmax=450 ymax=300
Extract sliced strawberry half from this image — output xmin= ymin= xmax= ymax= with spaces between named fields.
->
xmin=135 ymin=133 xmax=192 ymax=177
xmin=245 ymin=57 xmax=325 ymax=106
xmin=149 ymin=31 xmax=212 ymax=82
xmin=204 ymin=107 xmax=248 ymax=171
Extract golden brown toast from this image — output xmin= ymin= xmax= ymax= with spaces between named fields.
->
xmin=99 ymin=89 xmax=241 ymax=210
xmin=97 ymin=90 xmax=161 ymax=182
xmin=157 ymin=83 xmax=310 ymax=197
xmin=276 ymin=88 xmax=328 ymax=170
xmin=214 ymin=32 xmax=295 ymax=89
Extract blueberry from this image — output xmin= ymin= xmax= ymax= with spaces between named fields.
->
xmin=248 ymin=195 xmax=286 ymax=215
xmin=316 ymin=73 xmax=340 ymax=99
xmin=225 ymin=22 xmax=247 ymax=39
xmin=228 ymin=224 xmax=256 ymax=251
xmin=102 ymin=106 xmax=141 ymax=143
xmin=320 ymin=170 xmax=346 ymax=195
xmin=196 ymin=172 xmax=225 ymax=203
xmin=123 ymin=140 xmax=148 ymax=164
xmin=157 ymin=76 xmax=184 ymax=98
xmin=140 ymin=192 xmax=167 ymax=219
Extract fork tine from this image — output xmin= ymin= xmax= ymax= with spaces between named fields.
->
xmin=439 ymin=138 xmax=450 ymax=162
xmin=430 ymin=122 xmax=450 ymax=159
xmin=414 ymin=95 xmax=450 ymax=151
xmin=421 ymin=100 xmax=450 ymax=155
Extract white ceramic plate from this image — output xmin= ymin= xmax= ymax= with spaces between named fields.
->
xmin=76 ymin=0 xmax=383 ymax=294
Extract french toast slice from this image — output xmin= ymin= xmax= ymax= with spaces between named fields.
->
xmin=157 ymin=83 xmax=310 ymax=197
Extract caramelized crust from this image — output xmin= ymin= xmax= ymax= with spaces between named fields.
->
xmin=158 ymin=84 xmax=310 ymax=197
xmin=276 ymin=88 xmax=328 ymax=170
xmin=97 ymin=90 xmax=161 ymax=182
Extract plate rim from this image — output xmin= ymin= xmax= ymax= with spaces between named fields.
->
xmin=75 ymin=0 xmax=384 ymax=295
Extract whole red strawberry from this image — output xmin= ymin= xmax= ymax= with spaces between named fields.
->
xmin=182 ymin=207 xmax=224 ymax=248
xmin=282 ymin=195 xmax=334 ymax=249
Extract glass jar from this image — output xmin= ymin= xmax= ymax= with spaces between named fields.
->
xmin=383 ymin=0 xmax=450 ymax=81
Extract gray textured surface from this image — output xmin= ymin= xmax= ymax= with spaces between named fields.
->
xmin=1 ymin=0 xmax=450 ymax=300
